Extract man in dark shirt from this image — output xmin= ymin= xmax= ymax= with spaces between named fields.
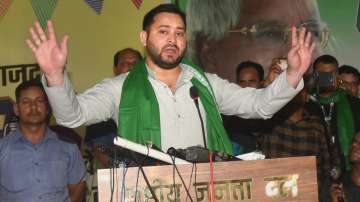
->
xmin=258 ymin=77 xmax=330 ymax=184
xmin=328 ymin=132 xmax=360 ymax=202
xmin=310 ymin=55 xmax=360 ymax=176
xmin=222 ymin=61 xmax=265 ymax=154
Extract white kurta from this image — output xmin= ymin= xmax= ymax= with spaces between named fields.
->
xmin=42 ymin=64 xmax=303 ymax=151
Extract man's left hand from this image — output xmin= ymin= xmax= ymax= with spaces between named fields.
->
xmin=286 ymin=27 xmax=316 ymax=88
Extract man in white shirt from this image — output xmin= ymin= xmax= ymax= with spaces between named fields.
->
xmin=26 ymin=4 xmax=315 ymax=153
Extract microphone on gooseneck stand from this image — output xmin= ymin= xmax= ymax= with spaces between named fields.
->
xmin=189 ymin=86 xmax=207 ymax=149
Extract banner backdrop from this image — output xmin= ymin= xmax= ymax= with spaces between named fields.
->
xmin=181 ymin=0 xmax=360 ymax=82
xmin=319 ymin=0 xmax=360 ymax=68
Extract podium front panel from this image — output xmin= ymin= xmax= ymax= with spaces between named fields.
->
xmin=98 ymin=156 xmax=318 ymax=202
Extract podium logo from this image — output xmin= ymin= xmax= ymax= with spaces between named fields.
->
xmin=264 ymin=174 xmax=299 ymax=198
xmin=194 ymin=179 xmax=253 ymax=201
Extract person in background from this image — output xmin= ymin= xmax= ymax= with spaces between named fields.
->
xmin=310 ymin=55 xmax=360 ymax=176
xmin=113 ymin=48 xmax=142 ymax=75
xmin=224 ymin=58 xmax=296 ymax=155
xmin=0 ymin=80 xmax=86 ymax=202
xmin=236 ymin=61 xmax=264 ymax=88
xmin=328 ymin=132 xmax=360 ymax=202
xmin=85 ymin=48 xmax=142 ymax=168
xmin=258 ymin=76 xmax=330 ymax=186
xmin=338 ymin=65 xmax=360 ymax=97
xmin=222 ymin=61 xmax=265 ymax=154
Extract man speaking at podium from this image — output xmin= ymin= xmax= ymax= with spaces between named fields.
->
xmin=26 ymin=4 xmax=315 ymax=155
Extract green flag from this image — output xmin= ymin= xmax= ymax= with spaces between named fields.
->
xmin=30 ymin=0 xmax=58 ymax=29
xmin=171 ymin=0 xmax=187 ymax=13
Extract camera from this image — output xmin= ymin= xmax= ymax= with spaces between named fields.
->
xmin=313 ymin=72 xmax=336 ymax=88
xmin=313 ymin=71 xmax=337 ymax=95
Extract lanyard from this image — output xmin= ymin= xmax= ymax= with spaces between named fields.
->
xmin=320 ymin=102 xmax=334 ymax=123
xmin=320 ymin=101 xmax=335 ymax=144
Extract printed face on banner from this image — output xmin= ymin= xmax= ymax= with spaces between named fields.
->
xmin=193 ymin=0 xmax=325 ymax=82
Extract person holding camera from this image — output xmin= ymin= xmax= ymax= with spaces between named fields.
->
xmin=311 ymin=55 xmax=360 ymax=184
xmin=326 ymin=132 xmax=360 ymax=202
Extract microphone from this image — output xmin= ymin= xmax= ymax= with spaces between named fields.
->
xmin=167 ymin=147 xmax=187 ymax=160
xmin=113 ymin=137 xmax=190 ymax=164
xmin=167 ymin=146 xmax=211 ymax=163
xmin=190 ymin=86 xmax=199 ymax=101
xmin=189 ymin=86 xmax=207 ymax=149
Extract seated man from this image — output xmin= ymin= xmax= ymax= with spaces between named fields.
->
xmin=0 ymin=80 xmax=86 ymax=202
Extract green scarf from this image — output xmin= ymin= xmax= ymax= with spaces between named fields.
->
xmin=318 ymin=89 xmax=355 ymax=171
xmin=118 ymin=59 xmax=233 ymax=155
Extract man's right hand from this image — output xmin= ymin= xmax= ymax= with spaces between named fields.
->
xmin=26 ymin=21 xmax=68 ymax=86
xmin=263 ymin=59 xmax=283 ymax=87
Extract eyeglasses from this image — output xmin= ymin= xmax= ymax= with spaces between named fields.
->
xmin=339 ymin=79 xmax=359 ymax=87
xmin=228 ymin=20 xmax=330 ymax=49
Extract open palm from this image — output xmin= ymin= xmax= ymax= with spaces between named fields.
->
xmin=26 ymin=21 xmax=68 ymax=84
xmin=286 ymin=27 xmax=316 ymax=87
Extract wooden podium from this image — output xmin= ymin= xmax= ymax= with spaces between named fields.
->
xmin=97 ymin=156 xmax=318 ymax=202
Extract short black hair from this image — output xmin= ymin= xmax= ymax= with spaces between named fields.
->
xmin=236 ymin=61 xmax=264 ymax=82
xmin=339 ymin=65 xmax=360 ymax=82
xmin=15 ymin=79 xmax=48 ymax=103
xmin=313 ymin=54 xmax=339 ymax=71
xmin=142 ymin=4 xmax=186 ymax=31
xmin=113 ymin=48 xmax=142 ymax=67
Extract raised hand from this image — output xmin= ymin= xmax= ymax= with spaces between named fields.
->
xmin=26 ymin=21 xmax=68 ymax=86
xmin=263 ymin=58 xmax=284 ymax=87
xmin=286 ymin=27 xmax=316 ymax=88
